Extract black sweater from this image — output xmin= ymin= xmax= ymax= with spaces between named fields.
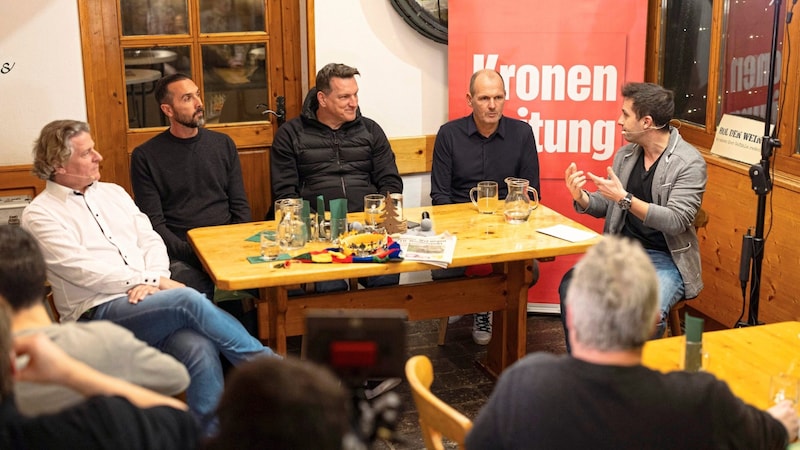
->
xmin=131 ymin=128 xmax=251 ymax=265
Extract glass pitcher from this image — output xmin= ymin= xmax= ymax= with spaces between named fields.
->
xmin=277 ymin=203 xmax=307 ymax=251
xmin=503 ymin=177 xmax=539 ymax=224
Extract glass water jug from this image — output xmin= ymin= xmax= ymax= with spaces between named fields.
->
xmin=503 ymin=177 xmax=539 ymax=224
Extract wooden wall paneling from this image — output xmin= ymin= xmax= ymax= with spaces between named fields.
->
xmin=391 ymin=136 xmax=434 ymax=175
xmin=305 ymin=0 xmax=316 ymax=88
xmin=0 ymin=166 xmax=45 ymax=198
xmin=691 ymin=156 xmax=800 ymax=327
xmin=79 ymin=0 xmax=129 ymax=192
xmin=240 ymin=149 xmax=271 ymax=221
xmin=279 ymin=0 xmax=303 ymax=119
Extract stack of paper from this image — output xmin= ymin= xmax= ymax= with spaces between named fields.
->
xmin=395 ymin=232 xmax=457 ymax=268
xmin=536 ymin=224 xmax=599 ymax=242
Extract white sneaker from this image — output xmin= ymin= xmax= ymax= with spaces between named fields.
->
xmin=472 ymin=312 xmax=493 ymax=345
xmin=448 ymin=315 xmax=463 ymax=324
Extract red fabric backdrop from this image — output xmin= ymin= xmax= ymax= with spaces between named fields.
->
xmin=449 ymin=1 xmax=648 ymax=308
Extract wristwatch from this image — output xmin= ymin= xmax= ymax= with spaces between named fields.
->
xmin=618 ymin=192 xmax=633 ymax=210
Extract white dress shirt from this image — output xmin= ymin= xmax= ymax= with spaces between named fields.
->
xmin=22 ymin=181 xmax=170 ymax=322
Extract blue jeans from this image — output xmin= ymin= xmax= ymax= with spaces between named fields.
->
xmin=161 ymin=328 xmax=222 ymax=435
xmin=559 ymin=248 xmax=685 ymax=352
xmin=647 ymin=249 xmax=685 ymax=338
xmin=89 ymin=287 xmax=277 ymax=434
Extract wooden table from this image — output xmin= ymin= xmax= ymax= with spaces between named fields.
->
xmin=642 ymin=321 xmax=800 ymax=409
xmin=189 ymin=203 xmax=600 ymax=377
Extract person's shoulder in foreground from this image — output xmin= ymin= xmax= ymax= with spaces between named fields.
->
xmin=14 ymin=320 xmax=190 ymax=416
xmin=0 ymin=302 xmax=198 ymax=450
xmin=467 ymin=235 xmax=796 ymax=450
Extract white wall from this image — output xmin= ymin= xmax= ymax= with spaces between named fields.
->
xmin=314 ymin=0 xmax=449 ymax=208
xmin=0 ymin=0 xmax=86 ymax=165
xmin=0 ymin=1 xmax=448 ymax=210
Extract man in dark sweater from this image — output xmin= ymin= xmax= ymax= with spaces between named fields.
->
xmin=131 ymin=73 xmax=251 ymax=300
xmin=467 ymin=236 xmax=798 ymax=450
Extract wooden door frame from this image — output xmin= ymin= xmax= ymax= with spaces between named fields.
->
xmin=76 ymin=0 xmax=303 ymax=195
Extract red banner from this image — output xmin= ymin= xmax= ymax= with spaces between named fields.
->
xmin=449 ymin=1 xmax=648 ymax=307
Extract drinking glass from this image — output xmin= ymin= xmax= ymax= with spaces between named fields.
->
xmin=331 ymin=217 xmax=348 ymax=242
xmin=769 ymin=374 xmax=799 ymax=405
xmin=364 ymin=194 xmax=385 ymax=228
xmin=306 ymin=212 xmax=319 ymax=242
xmin=319 ymin=220 xmax=332 ymax=242
xmin=274 ymin=198 xmax=302 ymax=224
xmin=470 ymin=181 xmax=499 ymax=214
xmin=260 ymin=230 xmax=279 ymax=261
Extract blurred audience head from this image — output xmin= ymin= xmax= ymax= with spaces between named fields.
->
xmin=204 ymin=356 xmax=350 ymax=450
xmin=0 ymin=225 xmax=48 ymax=312
xmin=0 ymin=299 xmax=13 ymax=399
xmin=566 ymin=236 xmax=659 ymax=351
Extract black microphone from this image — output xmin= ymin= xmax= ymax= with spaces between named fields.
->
xmin=739 ymin=231 xmax=754 ymax=289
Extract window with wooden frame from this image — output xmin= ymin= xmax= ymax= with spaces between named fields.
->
xmin=120 ymin=0 xmax=273 ymax=129
xmin=78 ymin=0 xmax=302 ymax=219
xmin=649 ymin=0 xmax=800 ymax=177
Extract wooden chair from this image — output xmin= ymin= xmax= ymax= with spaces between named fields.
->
xmin=405 ymin=355 xmax=473 ymax=449
xmin=668 ymin=207 xmax=709 ymax=337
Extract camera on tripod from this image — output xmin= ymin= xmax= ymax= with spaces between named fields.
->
xmin=302 ymin=309 xmax=408 ymax=448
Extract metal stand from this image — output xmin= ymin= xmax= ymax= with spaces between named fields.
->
xmin=739 ymin=0 xmax=784 ymax=327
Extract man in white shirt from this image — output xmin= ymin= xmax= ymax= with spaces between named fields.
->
xmin=21 ymin=119 xmax=277 ymax=435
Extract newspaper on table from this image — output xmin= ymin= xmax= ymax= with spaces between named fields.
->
xmin=395 ymin=232 xmax=457 ymax=268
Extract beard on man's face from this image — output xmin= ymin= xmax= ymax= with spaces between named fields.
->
xmin=176 ymin=109 xmax=205 ymax=128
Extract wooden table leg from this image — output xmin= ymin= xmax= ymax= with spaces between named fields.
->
xmin=263 ymin=286 xmax=289 ymax=356
xmin=482 ymin=259 xmax=532 ymax=378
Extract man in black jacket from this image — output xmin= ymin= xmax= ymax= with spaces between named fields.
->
xmin=271 ymin=63 xmax=403 ymax=215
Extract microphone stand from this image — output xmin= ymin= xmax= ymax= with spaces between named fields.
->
xmin=739 ymin=0 xmax=784 ymax=327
